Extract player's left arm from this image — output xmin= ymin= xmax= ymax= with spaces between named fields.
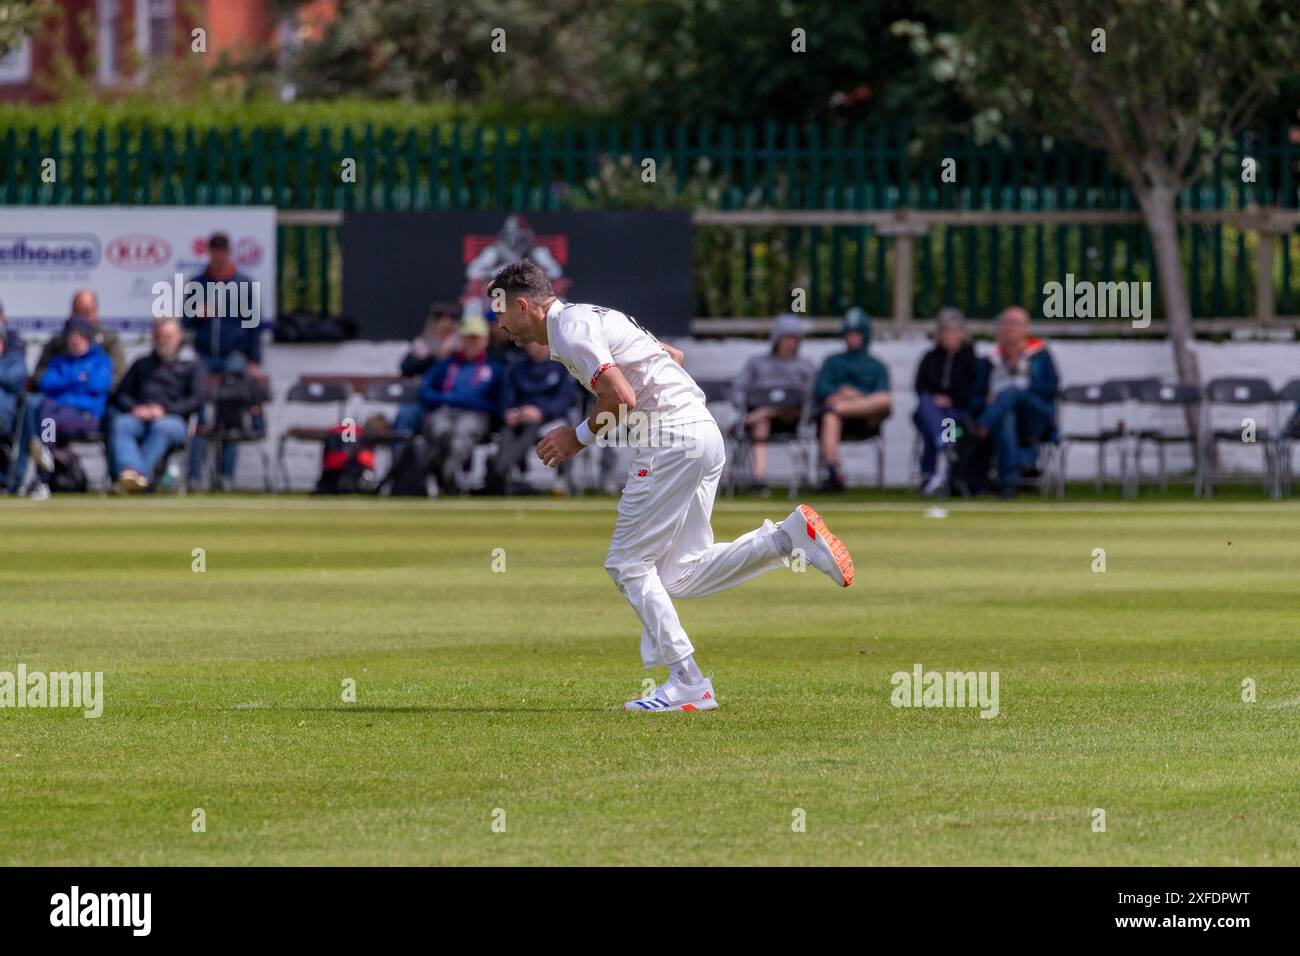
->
xmin=536 ymin=365 xmax=635 ymax=468
xmin=661 ymin=342 xmax=684 ymax=366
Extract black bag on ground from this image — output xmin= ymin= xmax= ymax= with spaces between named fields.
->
xmin=49 ymin=447 xmax=88 ymax=494
xmin=314 ymin=424 xmax=377 ymax=495
xmin=387 ymin=435 xmax=431 ymax=497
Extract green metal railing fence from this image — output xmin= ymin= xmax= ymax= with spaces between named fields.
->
xmin=1 ymin=122 xmax=1296 ymax=321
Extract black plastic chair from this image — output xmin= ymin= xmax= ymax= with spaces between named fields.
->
xmin=277 ymin=381 xmax=352 ymax=492
xmin=1274 ymin=378 xmax=1300 ymax=496
xmin=1133 ymin=382 xmax=1202 ymax=494
xmin=697 ymin=378 xmax=741 ymax=495
xmin=1057 ymin=382 xmax=1132 ymax=494
xmin=1200 ymin=377 xmax=1278 ymax=498
xmin=738 ymin=384 xmax=815 ymax=498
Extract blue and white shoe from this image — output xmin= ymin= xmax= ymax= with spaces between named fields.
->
xmin=624 ymin=676 xmax=718 ymax=713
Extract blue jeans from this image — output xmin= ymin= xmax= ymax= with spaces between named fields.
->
xmin=7 ymin=392 xmax=40 ymax=492
xmin=979 ymin=386 xmax=1054 ymax=486
xmin=913 ymin=394 xmax=958 ymax=476
xmin=113 ymin=413 xmax=188 ymax=478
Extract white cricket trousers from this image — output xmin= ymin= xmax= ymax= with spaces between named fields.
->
xmin=602 ymin=420 xmax=786 ymax=668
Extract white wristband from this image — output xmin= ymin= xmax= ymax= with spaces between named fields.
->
xmin=575 ymin=418 xmax=596 ymax=446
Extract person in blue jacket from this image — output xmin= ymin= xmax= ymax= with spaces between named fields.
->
xmin=486 ymin=339 xmax=575 ymax=493
xmin=968 ymin=307 xmax=1060 ymax=496
xmin=419 ymin=313 xmax=503 ymax=493
xmin=27 ymin=316 xmax=112 ymax=497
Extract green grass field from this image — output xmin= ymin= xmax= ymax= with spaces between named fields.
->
xmin=1 ymin=495 xmax=1298 ymax=866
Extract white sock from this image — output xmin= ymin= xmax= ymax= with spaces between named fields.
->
xmin=670 ymin=655 xmax=704 ymax=685
xmin=772 ymin=526 xmax=794 ymax=557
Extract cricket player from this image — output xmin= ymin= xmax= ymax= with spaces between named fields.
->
xmin=488 ymin=260 xmax=855 ymax=713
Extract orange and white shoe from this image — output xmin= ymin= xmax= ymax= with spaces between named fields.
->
xmin=624 ymin=676 xmax=718 ymax=713
xmin=780 ymin=504 xmax=855 ymax=587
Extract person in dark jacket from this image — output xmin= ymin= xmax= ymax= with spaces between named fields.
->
xmin=183 ymin=232 xmax=265 ymax=485
xmin=969 ymin=306 xmax=1060 ymax=496
xmin=912 ymin=308 xmax=978 ymax=496
xmin=27 ymin=316 xmax=113 ymax=499
xmin=419 ymin=313 xmax=504 ymax=493
xmin=109 ymin=318 xmax=205 ymax=493
xmin=487 ymin=340 xmax=576 ymax=493
xmin=394 ymin=304 xmax=461 ymax=443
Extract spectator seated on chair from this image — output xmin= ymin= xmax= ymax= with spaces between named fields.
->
xmin=732 ymin=313 xmax=817 ymax=492
xmin=109 ymin=317 xmax=206 ymax=495
xmin=27 ymin=316 xmax=112 ymax=499
xmin=418 ymin=312 xmax=504 ymax=494
xmin=968 ymin=306 xmax=1059 ymax=498
xmin=0 ymin=303 xmax=26 ymax=487
xmin=12 ymin=289 xmax=125 ymax=492
xmin=183 ymin=231 xmax=266 ymax=488
xmin=912 ymin=307 xmax=977 ymax=497
xmin=815 ymin=308 xmax=892 ymax=492
xmin=486 ymin=340 xmax=575 ymax=494
xmin=394 ymin=303 xmax=461 ymax=443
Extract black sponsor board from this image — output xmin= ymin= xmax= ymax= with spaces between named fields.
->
xmin=341 ymin=211 xmax=693 ymax=341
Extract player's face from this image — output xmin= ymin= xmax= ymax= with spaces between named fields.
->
xmin=497 ymin=295 xmax=536 ymax=345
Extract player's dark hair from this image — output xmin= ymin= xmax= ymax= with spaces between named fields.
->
xmin=487 ymin=259 xmax=554 ymax=304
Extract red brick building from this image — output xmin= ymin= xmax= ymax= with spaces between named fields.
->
xmin=0 ymin=0 xmax=337 ymax=102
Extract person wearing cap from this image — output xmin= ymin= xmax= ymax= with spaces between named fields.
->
xmin=184 ymin=232 xmax=265 ymax=487
xmin=417 ymin=310 xmax=505 ymax=493
xmin=814 ymin=307 xmax=892 ymax=492
xmin=26 ymin=315 xmax=113 ymax=499
xmin=913 ymin=307 xmax=978 ymax=497
xmin=0 ymin=299 xmax=26 ymax=486
xmin=732 ymin=314 xmax=817 ymax=491
xmin=968 ymin=306 xmax=1059 ymax=497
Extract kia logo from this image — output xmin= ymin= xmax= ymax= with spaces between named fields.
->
xmin=107 ymin=234 xmax=171 ymax=271
xmin=233 ymin=237 xmax=263 ymax=269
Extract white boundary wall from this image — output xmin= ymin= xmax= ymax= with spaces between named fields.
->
xmin=24 ymin=337 xmax=1300 ymax=491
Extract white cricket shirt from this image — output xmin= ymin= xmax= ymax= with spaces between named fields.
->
xmin=546 ymin=299 xmax=713 ymax=433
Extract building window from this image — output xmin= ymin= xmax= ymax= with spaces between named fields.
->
xmin=0 ymin=37 xmax=32 ymax=85
xmin=147 ymin=0 xmax=174 ymax=58
xmin=98 ymin=0 xmax=120 ymax=84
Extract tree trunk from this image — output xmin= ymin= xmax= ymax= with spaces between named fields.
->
xmin=1139 ymin=183 xmax=1203 ymax=445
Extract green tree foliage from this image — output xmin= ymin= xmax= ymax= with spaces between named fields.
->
xmin=897 ymin=0 xmax=1299 ymax=402
xmin=0 ymin=0 xmax=42 ymax=60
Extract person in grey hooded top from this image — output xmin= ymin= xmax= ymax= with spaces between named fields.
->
xmin=732 ymin=314 xmax=817 ymax=489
